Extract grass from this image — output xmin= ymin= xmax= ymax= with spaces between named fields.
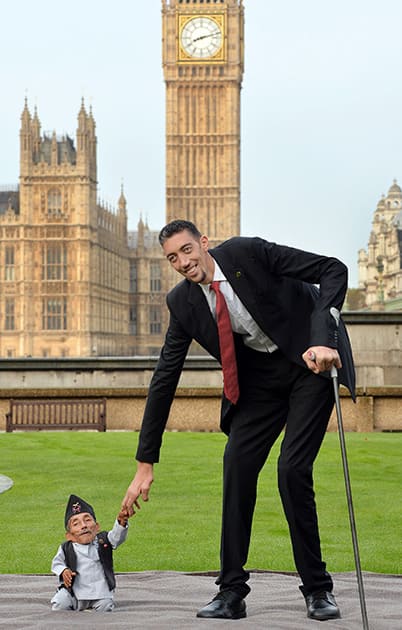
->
xmin=0 ymin=431 xmax=400 ymax=575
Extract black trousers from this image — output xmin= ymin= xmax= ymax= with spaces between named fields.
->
xmin=217 ymin=347 xmax=335 ymax=598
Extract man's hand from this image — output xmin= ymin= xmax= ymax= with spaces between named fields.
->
xmin=61 ymin=568 xmax=76 ymax=589
xmin=121 ymin=462 xmax=154 ymax=517
xmin=302 ymin=346 xmax=342 ymax=374
xmin=117 ymin=506 xmax=134 ymax=527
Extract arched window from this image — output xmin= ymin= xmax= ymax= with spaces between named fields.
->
xmin=42 ymin=244 xmax=67 ymax=280
xmin=130 ymin=261 xmax=137 ymax=292
xmin=42 ymin=298 xmax=67 ymax=330
xmin=150 ymin=262 xmax=161 ymax=292
xmin=47 ymin=189 xmax=62 ymax=215
xmin=5 ymin=246 xmax=15 ymax=281
xmin=149 ymin=306 xmax=161 ymax=334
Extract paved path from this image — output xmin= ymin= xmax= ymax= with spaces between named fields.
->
xmin=0 ymin=570 xmax=400 ymax=629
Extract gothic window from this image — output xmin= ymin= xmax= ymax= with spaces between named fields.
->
xmin=5 ymin=298 xmax=15 ymax=330
xmin=4 ymin=246 xmax=15 ymax=281
xmin=42 ymin=244 xmax=67 ymax=280
xmin=47 ymin=188 xmax=62 ymax=215
xmin=150 ymin=262 xmax=161 ymax=292
xmin=42 ymin=298 xmax=67 ymax=330
xmin=149 ymin=306 xmax=161 ymax=335
xmin=130 ymin=261 xmax=137 ymax=292
xmin=130 ymin=306 xmax=137 ymax=335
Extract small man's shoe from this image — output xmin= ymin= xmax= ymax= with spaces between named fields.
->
xmin=305 ymin=591 xmax=341 ymax=620
xmin=196 ymin=590 xmax=247 ymax=619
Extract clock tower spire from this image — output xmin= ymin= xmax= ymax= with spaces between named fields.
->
xmin=162 ymin=0 xmax=244 ymax=246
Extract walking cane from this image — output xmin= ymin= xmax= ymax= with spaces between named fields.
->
xmin=330 ymin=364 xmax=369 ymax=630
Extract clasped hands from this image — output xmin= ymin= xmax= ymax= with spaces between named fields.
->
xmin=121 ymin=462 xmax=153 ymax=517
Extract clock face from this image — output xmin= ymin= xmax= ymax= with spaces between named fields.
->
xmin=180 ymin=16 xmax=223 ymax=59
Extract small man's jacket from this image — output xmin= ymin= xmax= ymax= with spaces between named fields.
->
xmin=60 ymin=531 xmax=115 ymax=593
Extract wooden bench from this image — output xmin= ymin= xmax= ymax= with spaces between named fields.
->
xmin=6 ymin=398 xmax=107 ymax=432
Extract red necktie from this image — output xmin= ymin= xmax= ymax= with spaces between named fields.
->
xmin=210 ymin=281 xmax=240 ymax=405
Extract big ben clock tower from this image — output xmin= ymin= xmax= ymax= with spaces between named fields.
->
xmin=162 ymin=0 xmax=244 ymax=246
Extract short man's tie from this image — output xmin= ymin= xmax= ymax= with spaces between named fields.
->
xmin=210 ymin=281 xmax=240 ymax=404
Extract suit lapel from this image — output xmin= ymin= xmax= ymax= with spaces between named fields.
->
xmin=210 ymin=250 xmax=257 ymax=312
xmin=188 ymin=281 xmax=220 ymax=354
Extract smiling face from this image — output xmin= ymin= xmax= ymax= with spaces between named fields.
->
xmin=66 ymin=512 xmax=99 ymax=544
xmin=162 ymin=229 xmax=215 ymax=285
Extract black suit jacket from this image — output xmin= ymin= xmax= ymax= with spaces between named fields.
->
xmin=136 ymin=237 xmax=355 ymax=463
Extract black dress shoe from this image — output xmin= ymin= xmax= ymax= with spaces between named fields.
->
xmin=196 ymin=591 xmax=247 ymax=619
xmin=305 ymin=591 xmax=341 ymax=620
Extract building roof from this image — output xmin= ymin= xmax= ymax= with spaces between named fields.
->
xmin=128 ymin=228 xmax=160 ymax=250
xmin=388 ymin=179 xmax=402 ymax=196
xmin=0 ymin=190 xmax=20 ymax=215
xmin=35 ymin=134 xmax=76 ymax=165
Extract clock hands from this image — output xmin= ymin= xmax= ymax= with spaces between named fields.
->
xmin=193 ymin=31 xmax=220 ymax=43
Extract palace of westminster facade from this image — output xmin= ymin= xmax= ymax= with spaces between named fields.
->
xmin=0 ymin=0 xmax=245 ymax=358
xmin=0 ymin=0 xmax=401 ymax=359
xmin=357 ymin=180 xmax=402 ymax=310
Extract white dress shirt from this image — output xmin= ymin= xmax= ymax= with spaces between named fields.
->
xmin=200 ymin=262 xmax=278 ymax=353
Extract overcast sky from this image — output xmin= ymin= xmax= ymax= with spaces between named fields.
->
xmin=2 ymin=0 xmax=402 ymax=287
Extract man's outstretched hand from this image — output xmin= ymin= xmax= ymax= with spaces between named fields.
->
xmin=121 ymin=462 xmax=154 ymax=517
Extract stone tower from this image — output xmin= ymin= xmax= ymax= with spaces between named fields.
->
xmin=358 ymin=180 xmax=402 ymax=310
xmin=162 ymin=0 xmax=244 ymax=246
xmin=0 ymin=100 xmax=130 ymax=357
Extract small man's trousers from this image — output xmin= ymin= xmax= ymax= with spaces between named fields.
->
xmin=51 ymin=587 xmax=115 ymax=612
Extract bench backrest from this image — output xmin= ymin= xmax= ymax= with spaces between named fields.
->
xmin=6 ymin=399 xmax=106 ymax=432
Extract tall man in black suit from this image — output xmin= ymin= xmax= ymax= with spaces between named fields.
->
xmin=122 ymin=219 xmax=355 ymax=622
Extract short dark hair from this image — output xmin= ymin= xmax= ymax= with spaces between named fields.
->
xmin=158 ymin=219 xmax=202 ymax=245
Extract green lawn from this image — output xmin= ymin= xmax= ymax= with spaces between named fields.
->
xmin=0 ymin=431 xmax=400 ymax=575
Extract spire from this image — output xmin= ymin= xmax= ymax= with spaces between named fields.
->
xmin=88 ymin=104 xmax=96 ymax=135
xmin=118 ymin=182 xmax=127 ymax=212
xmin=77 ymin=97 xmax=88 ymax=161
xmin=77 ymin=97 xmax=87 ymax=131
xmin=31 ymin=105 xmax=41 ymax=138
xmin=20 ymin=97 xmax=31 ymax=130
xmin=20 ymin=98 xmax=33 ymax=170
xmin=51 ymin=130 xmax=58 ymax=165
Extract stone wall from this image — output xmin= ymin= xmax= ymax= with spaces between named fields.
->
xmin=343 ymin=312 xmax=402 ymax=388
xmin=0 ymin=365 xmax=401 ymax=435
xmin=0 ymin=313 xmax=401 ymax=432
xmin=0 ymin=384 xmax=401 ymax=433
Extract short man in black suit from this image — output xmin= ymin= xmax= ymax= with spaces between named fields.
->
xmin=122 ymin=219 xmax=355 ymax=621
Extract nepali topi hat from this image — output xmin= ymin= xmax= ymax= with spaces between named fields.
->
xmin=64 ymin=494 xmax=96 ymax=529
